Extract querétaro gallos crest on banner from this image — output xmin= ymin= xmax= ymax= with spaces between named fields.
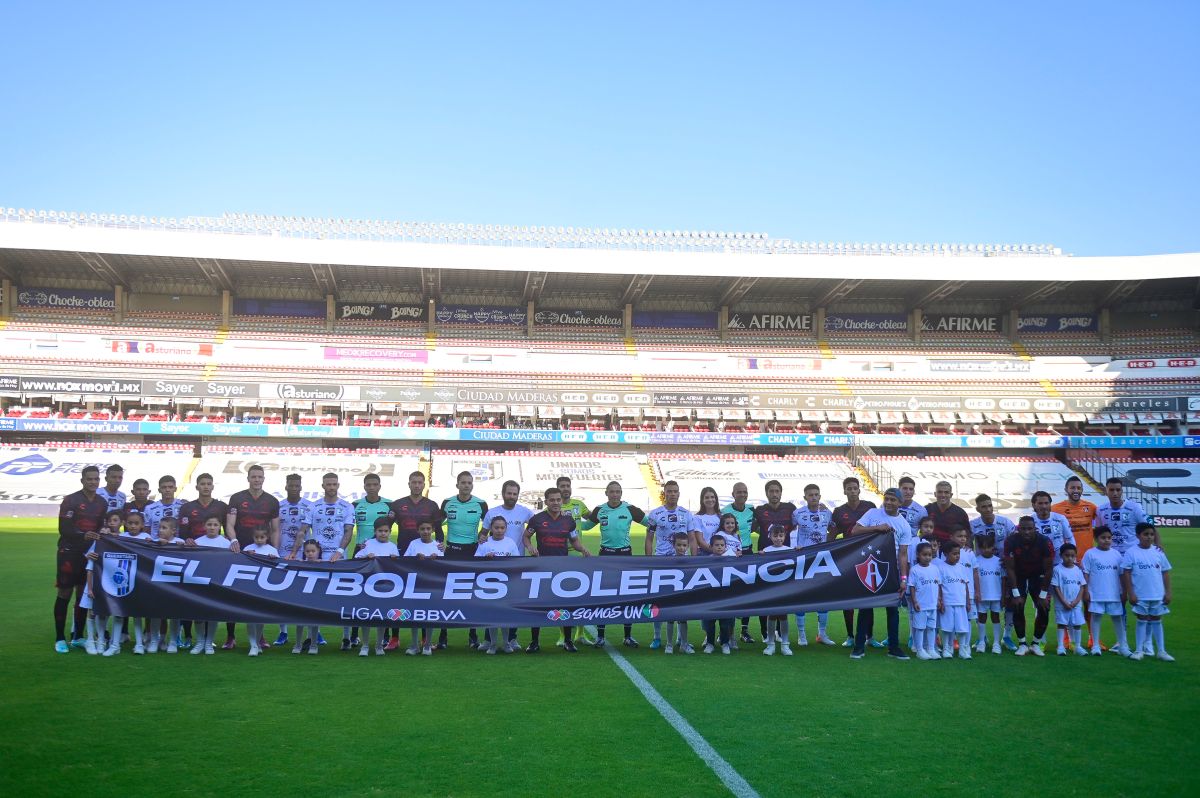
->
xmin=94 ymin=533 xmax=901 ymax=627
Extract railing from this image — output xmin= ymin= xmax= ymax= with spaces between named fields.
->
xmin=849 ymin=441 xmax=893 ymax=492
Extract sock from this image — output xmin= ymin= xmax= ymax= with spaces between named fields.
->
xmin=1134 ymin=621 xmax=1147 ymax=652
xmin=624 ymin=624 xmax=633 ymax=638
xmin=225 ymin=622 xmax=236 ymax=641
xmin=96 ymin=616 xmax=108 ymax=646
xmin=168 ymin=619 xmax=180 ymax=643
xmin=958 ymin=632 xmax=969 ymax=651
xmin=84 ymin=614 xmax=95 ymax=642
xmin=1114 ymin=617 xmax=1128 ymax=650
xmin=133 ymin=620 xmax=144 ymax=646
xmin=531 ymin=627 xmax=541 ymax=644
xmin=54 ymin=596 xmax=69 ymax=641
xmin=110 ymin=617 xmax=124 ymax=647
xmin=1152 ymin=620 xmax=1165 ymax=652
xmin=1089 ymin=615 xmax=1100 ymax=648
xmin=992 ymin=622 xmax=1001 ymax=647
xmin=1070 ymin=627 xmax=1081 ymax=649
xmin=72 ymin=604 xmax=87 ymax=640
xmin=653 ymin=621 xmax=663 ymax=641
xmin=779 ymin=618 xmax=790 ymax=644
xmin=817 ymin=611 xmax=828 ymax=637
xmin=677 ymin=622 xmax=688 ymax=647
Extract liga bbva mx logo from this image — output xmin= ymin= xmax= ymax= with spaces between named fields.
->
xmin=101 ymin=552 xmax=138 ymax=598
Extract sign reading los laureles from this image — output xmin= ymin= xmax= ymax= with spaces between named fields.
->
xmin=533 ymin=309 xmax=623 ymax=328
xmin=920 ymin=314 xmax=1002 ymax=333
xmin=336 ymin=303 xmax=426 ymax=322
xmin=727 ymin=313 xmax=813 ymax=332
xmin=17 ymin=288 xmax=115 ymax=310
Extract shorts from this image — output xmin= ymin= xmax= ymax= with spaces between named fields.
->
xmin=79 ymin=590 xmax=93 ymax=611
xmin=1132 ymin=600 xmax=1170 ymax=617
xmin=939 ymin=606 xmax=970 ymax=633
xmin=444 ymin=541 xmax=478 ymax=560
xmin=911 ymin=608 xmax=937 ymax=630
xmin=1012 ymin=575 xmax=1043 ymax=599
xmin=56 ymin=547 xmax=87 ymax=589
xmin=1054 ymin=603 xmax=1085 ymax=627
xmin=1089 ymin=601 xmax=1124 ymax=616
xmin=600 ymin=546 xmax=632 ymax=556
xmin=976 ymin=599 xmax=1002 ymax=614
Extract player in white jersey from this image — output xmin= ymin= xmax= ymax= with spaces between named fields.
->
xmin=907 ymin=541 xmax=942 ymax=660
xmin=143 ymin=475 xmax=185 ymax=540
xmin=298 ymin=473 xmax=355 ymax=560
xmin=896 ymin=476 xmax=928 ymax=533
xmin=242 ymin=526 xmax=281 ymax=656
xmin=937 ymin=542 xmax=974 ymax=659
xmin=1051 ymin=543 xmax=1088 ymax=656
xmin=97 ymin=464 xmax=127 ymax=513
xmin=790 ymin=484 xmax=836 ymax=646
xmin=1081 ymin=526 xmax=1129 ymax=656
xmin=971 ymin=494 xmax=1019 ymax=650
xmin=973 ymin=537 xmax=1005 ymax=654
xmin=1031 ymin=492 xmax=1075 ymax=565
xmin=1121 ymin=523 xmax=1174 ymax=661
xmin=645 ymin=481 xmax=700 ymax=649
xmin=274 ymin=474 xmax=316 ymax=647
xmin=1095 ymin=477 xmax=1153 ymax=554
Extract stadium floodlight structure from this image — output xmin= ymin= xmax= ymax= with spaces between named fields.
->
xmin=0 ymin=206 xmax=1067 ymax=257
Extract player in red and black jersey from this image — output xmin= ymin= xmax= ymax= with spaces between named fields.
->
xmin=831 ymin=476 xmax=877 ymax=646
xmin=223 ymin=464 xmax=280 ymax=650
xmin=179 ymin=473 xmax=230 ymax=543
xmin=54 ymin=465 xmax=108 ymax=652
xmin=122 ymin=478 xmax=152 ymax=518
xmin=751 ymin=480 xmax=797 ymax=642
xmin=523 ymin=487 xmax=593 ymax=653
xmin=386 ymin=471 xmax=444 ymax=649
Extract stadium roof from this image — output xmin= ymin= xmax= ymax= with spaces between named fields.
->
xmin=1 ymin=208 xmax=1198 ymax=308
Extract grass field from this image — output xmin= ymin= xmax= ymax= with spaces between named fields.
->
xmin=1 ymin=519 xmax=1194 ymax=798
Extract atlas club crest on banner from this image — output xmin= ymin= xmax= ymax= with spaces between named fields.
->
xmin=855 ymin=551 xmax=889 ymax=593
xmin=101 ymin=552 xmax=138 ymax=597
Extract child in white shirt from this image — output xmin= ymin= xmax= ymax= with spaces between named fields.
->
xmin=665 ymin=533 xmax=695 ymax=654
xmin=908 ymin=542 xmax=942 ymax=660
xmin=149 ymin=518 xmax=183 ymax=653
xmin=402 ymin=521 xmax=441 ymax=655
xmin=937 ymin=543 xmax=974 ymax=659
xmin=1051 ymin=543 xmax=1088 ymax=656
xmin=106 ymin=512 xmax=152 ymax=656
xmin=191 ymin=517 xmax=232 ymax=655
xmin=242 ymin=526 xmax=280 ymax=657
xmin=1082 ymin=526 xmax=1128 ymax=656
xmin=291 ymin=539 xmax=324 ymax=656
xmin=973 ymin=538 xmax=1005 ymax=655
xmin=475 ymin=517 xmax=521 ymax=654
xmin=1121 ymin=522 xmax=1174 ymax=661
xmin=760 ymin=527 xmax=794 ymax=657
xmin=354 ymin=518 xmax=400 ymax=657
xmin=701 ymin=534 xmax=737 ymax=654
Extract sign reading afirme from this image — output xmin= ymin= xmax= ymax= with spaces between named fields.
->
xmin=726 ymin=313 xmax=813 ymax=332
xmin=920 ymin=314 xmax=1002 ymax=333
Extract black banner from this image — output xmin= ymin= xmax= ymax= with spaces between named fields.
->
xmin=336 ymin=302 xmax=426 ymax=322
xmin=93 ymin=533 xmax=900 ymax=627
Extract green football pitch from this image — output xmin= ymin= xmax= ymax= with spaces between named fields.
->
xmin=1 ymin=519 xmax=1194 ymax=798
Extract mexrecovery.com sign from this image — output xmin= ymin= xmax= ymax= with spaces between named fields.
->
xmin=93 ymin=533 xmax=901 ymax=626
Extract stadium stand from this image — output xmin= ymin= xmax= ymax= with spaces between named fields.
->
xmin=193 ymin=447 xmax=421 ymax=503
xmin=650 ymin=454 xmax=879 ymax=511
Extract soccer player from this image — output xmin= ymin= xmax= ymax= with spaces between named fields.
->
xmin=143 ymin=475 xmax=185 ymax=540
xmin=721 ymin=481 xmax=757 ymax=643
xmin=355 ymin=517 xmax=400 ymax=657
xmin=896 ymin=476 xmax=928 ymax=534
xmin=402 ymin=520 xmax=442 ymax=655
xmin=557 ymin=475 xmax=598 ymax=645
xmin=974 ymin=537 xmax=1005 ymax=654
xmin=243 ymin=526 xmax=281 ymax=657
xmin=588 ymin=480 xmax=647 ymax=648
xmin=226 ymin=464 xmax=280 ymax=650
xmin=937 ymin=542 xmax=973 ymax=659
xmin=692 ymin=486 xmax=723 ymax=554
xmin=439 ymin=471 xmax=489 ymax=649
xmin=645 ymin=480 xmax=700 ymax=648
xmin=272 ymin=473 xmax=314 ymax=646
xmin=97 ymin=463 xmax=127 ymax=513
xmin=759 ymin=527 xmax=794 ymax=656
xmin=924 ymin=481 xmax=969 ymax=544
xmin=387 ymin=471 xmax=443 ymax=649
xmin=1002 ymin=516 xmax=1055 ymax=657
xmin=179 ymin=473 xmax=229 ymax=544
xmin=297 ymin=473 xmax=354 ymax=648
xmin=475 ymin=517 xmax=521 ymax=654
xmin=701 ymin=533 xmax=736 ymax=654
xmin=349 ymin=473 xmax=392 ymax=646
xmin=1053 ymin=476 xmax=1098 ymax=559
xmin=1051 ymin=543 xmax=1088 ymax=656
xmin=1121 ymin=523 xmax=1173 ymax=661
xmin=831 ymin=476 xmax=876 ymax=647
xmin=752 ymin=480 xmax=796 ymax=552
xmin=123 ymin=478 xmax=151 ymax=517
xmin=524 ymin=486 xmax=593 ymax=653
xmin=1030 ymin=491 xmax=1075 ymax=565
xmin=54 ymin=465 xmax=108 ymax=653
xmin=1095 ymin=477 xmax=1154 ymax=555
xmin=1082 ymin=526 xmax=1129 ymax=656
xmin=849 ymin=487 xmax=912 ymax=660
xmin=908 ymin=541 xmax=942 ymax=660
xmin=790 ymin=483 xmax=836 ymax=646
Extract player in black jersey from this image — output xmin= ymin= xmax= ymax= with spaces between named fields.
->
xmin=54 ymin=466 xmax=108 ymax=653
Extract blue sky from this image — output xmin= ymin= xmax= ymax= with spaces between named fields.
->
xmin=2 ymin=2 xmax=1197 ymax=256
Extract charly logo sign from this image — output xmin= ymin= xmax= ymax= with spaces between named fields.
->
xmin=101 ymin=552 xmax=138 ymax=597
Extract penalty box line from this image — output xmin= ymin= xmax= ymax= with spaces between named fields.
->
xmin=604 ymin=645 xmax=761 ymax=798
